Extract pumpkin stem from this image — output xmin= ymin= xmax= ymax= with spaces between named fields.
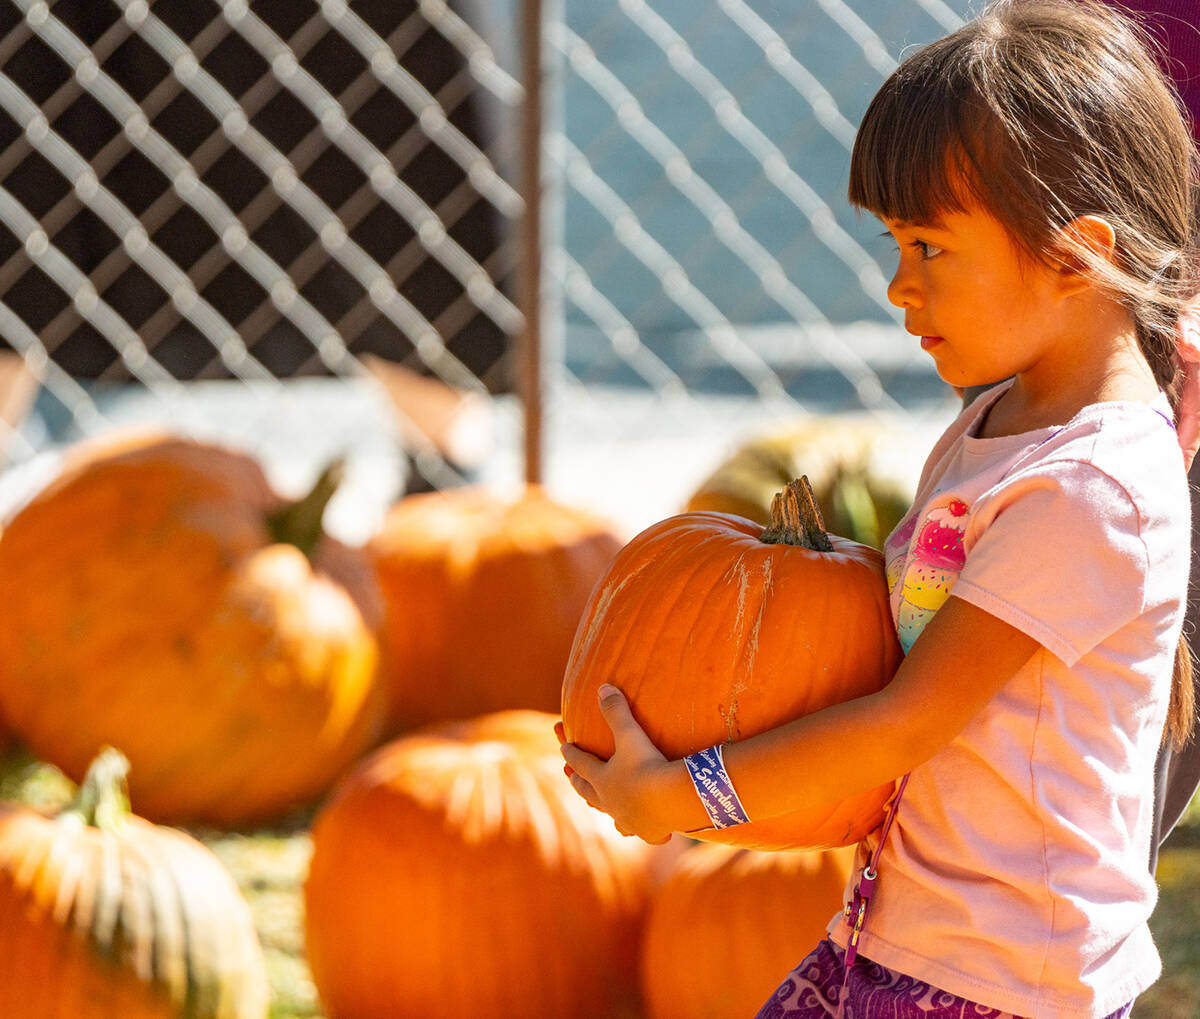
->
xmin=759 ymin=476 xmax=835 ymax=551
xmin=66 ymin=747 xmax=132 ymax=831
xmin=266 ymin=459 xmax=344 ymax=559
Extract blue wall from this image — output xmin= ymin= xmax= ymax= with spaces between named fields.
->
xmin=560 ymin=0 xmax=974 ymax=333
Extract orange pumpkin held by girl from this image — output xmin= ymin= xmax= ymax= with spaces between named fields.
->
xmin=561 ymin=477 xmax=902 ymax=852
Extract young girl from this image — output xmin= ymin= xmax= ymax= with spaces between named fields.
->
xmin=558 ymin=1 xmax=1198 ymax=1016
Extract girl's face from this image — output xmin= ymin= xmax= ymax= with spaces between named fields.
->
xmin=881 ymin=202 xmax=1069 ymax=389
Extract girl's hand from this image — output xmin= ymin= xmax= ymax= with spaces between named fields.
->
xmin=1175 ymin=296 xmax=1200 ymax=470
xmin=556 ymin=685 xmax=678 ymax=845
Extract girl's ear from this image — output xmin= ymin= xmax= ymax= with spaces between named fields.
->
xmin=1050 ymin=215 xmax=1118 ymax=296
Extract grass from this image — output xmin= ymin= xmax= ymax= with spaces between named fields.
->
xmin=2 ymin=746 xmax=1198 ymax=1018
xmin=1139 ymin=839 xmax=1200 ymax=1017
xmin=1136 ymin=794 xmax=1200 ymax=1018
xmin=199 ymin=824 xmax=322 ymax=1018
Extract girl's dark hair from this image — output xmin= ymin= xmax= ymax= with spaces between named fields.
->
xmin=849 ymin=0 xmax=1197 ymax=747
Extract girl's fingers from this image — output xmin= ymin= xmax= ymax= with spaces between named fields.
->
xmin=567 ymin=771 xmax=600 ymax=809
xmin=1175 ymin=309 xmax=1200 ymax=467
xmin=1175 ymin=357 xmax=1200 ymax=468
xmin=615 ymin=819 xmax=670 ymax=844
xmin=596 ymin=684 xmax=647 ymax=747
xmin=553 ymin=719 xmax=566 ymax=743
xmin=559 ymin=740 xmax=598 ymax=782
xmin=1177 ymin=299 xmax=1200 ymax=362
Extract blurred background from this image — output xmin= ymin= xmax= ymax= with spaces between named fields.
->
xmin=0 ymin=0 xmax=965 ymax=540
xmin=2 ymin=2 xmax=1196 ymax=1017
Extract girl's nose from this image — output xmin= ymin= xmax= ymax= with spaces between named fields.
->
xmin=887 ymin=263 xmax=923 ymax=310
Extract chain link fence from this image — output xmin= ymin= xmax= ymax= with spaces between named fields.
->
xmin=548 ymin=0 xmax=971 ymax=529
xmin=0 ymin=0 xmax=971 ymax=540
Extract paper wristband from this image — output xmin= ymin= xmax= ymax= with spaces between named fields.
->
xmin=683 ymin=743 xmax=751 ymax=828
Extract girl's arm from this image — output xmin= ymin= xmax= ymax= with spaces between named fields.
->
xmin=558 ymin=594 xmax=1041 ymax=843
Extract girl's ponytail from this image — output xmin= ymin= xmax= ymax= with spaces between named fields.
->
xmin=1167 ymin=631 xmax=1195 ymax=750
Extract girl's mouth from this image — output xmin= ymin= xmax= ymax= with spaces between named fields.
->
xmin=920 ymin=336 xmax=943 ymax=350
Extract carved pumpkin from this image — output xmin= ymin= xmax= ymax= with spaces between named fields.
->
xmin=304 ymin=710 xmax=661 ymax=1018
xmin=562 ymin=478 xmax=903 ymax=851
xmin=685 ymin=415 xmax=923 ymax=549
xmin=0 ymin=748 xmax=269 ymax=1017
xmin=641 ymin=843 xmax=855 ymax=1019
xmin=0 ymin=433 xmax=384 ymax=826
xmin=367 ymin=486 xmax=623 ymax=732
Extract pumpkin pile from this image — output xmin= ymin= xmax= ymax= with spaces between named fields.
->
xmin=0 ymin=747 xmax=269 ymax=1018
xmin=0 ymin=413 xmax=909 ymax=1014
xmin=562 ymin=476 xmax=903 ymax=851
xmin=0 ymin=433 xmax=385 ymax=826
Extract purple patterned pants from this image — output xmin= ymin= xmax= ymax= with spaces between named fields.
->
xmin=754 ymin=939 xmax=1135 ymax=1019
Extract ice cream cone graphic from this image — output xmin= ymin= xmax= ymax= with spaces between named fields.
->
xmin=898 ymin=498 xmax=969 ymax=651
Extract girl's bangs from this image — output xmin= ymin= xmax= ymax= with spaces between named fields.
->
xmin=848 ymin=68 xmax=985 ymax=224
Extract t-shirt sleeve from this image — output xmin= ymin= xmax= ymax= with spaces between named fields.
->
xmin=950 ymin=460 xmax=1148 ymax=667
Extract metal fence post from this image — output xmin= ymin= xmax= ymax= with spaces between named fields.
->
xmin=520 ymin=0 xmax=544 ymax=486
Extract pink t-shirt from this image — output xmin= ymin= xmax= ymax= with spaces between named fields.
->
xmin=829 ymin=382 xmax=1190 ymax=1017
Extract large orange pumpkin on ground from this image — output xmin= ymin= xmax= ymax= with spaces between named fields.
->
xmin=304 ymin=709 xmax=665 ymax=1019
xmin=0 ymin=433 xmax=385 ymax=826
xmin=641 ymin=843 xmax=856 ymax=1019
xmin=367 ymin=486 xmax=623 ymax=732
xmin=0 ymin=748 xmax=269 ymax=1017
xmin=561 ymin=478 xmax=903 ymax=851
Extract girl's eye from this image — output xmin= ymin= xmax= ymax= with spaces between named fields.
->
xmin=877 ymin=231 xmax=942 ymax=259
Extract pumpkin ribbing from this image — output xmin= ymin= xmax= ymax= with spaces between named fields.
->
xmin=304 ymin=710 xmax=662 ymax=1018
xmin=367 ymin=486 xmax=623 ymax=733
xmin=0 ymin=748 xmax=269 ymax=1018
